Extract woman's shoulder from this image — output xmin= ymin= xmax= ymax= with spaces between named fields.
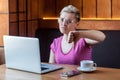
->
xmin=53 ymin=36 xmax=63 ymax=41
xmin=78 ymin=38 xmax=85 ymax=42
xmin=51 ymin=36 xmax=63 ymax=47
xmin=76 ymin=38 xmax=86 ymax=45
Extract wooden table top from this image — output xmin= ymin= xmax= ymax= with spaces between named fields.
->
xmin=0 ymin=64 xmax=120 ymax=80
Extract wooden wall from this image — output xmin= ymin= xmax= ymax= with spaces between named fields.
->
xmin=0 ymin=0 xmax=9 ymax=46
xmin=41 ymin=0 xmax=120 ymax=30
xmin=0 ymin=0 xmax=120 ymax=46
xmin=0 ymin=0 xmax=43 ymax=46
xmin=9 ymin=0 xmax=43 ymax=37
xmin=42 ymin=0 xmax=120 ymax=18
xmin=8 ymin=0 xmax=120 ymax=31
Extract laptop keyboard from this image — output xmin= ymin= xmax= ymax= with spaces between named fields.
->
xmin=41 ymin=67 xmax=48 ymax=70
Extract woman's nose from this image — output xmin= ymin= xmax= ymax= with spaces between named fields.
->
xmin=61 ymin=20 xmax=67 ymax=26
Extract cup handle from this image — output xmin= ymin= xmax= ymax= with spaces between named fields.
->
xmin=93 ymin=63 xmax=97 ymax=67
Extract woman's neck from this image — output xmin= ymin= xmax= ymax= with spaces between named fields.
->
xmin=63 ymin=34 xmax=68 ymax=42
xmin=61 ymin=35 xmax=74 ymax=54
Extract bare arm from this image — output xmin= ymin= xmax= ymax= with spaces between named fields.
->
xmin=49 ymin=50 xmax=55 ymax=63
xmin=68 ymin=30 xmax=106 ymax=45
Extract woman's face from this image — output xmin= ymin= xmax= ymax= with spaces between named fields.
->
xmin=58 ymin=12 xmax=79 ymax=34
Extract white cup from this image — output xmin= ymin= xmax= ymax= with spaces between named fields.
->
xmin=80 ymin=60 xmax=97 ymax=70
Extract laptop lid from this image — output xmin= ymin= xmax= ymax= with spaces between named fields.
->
xmin=3 ymin=35 xmax=62 ymax=74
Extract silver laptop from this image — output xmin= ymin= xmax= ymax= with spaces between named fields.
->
xmin=3 ymin=35 xmax=63 ymax=74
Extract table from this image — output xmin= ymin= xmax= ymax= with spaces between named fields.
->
xmin=0 ymin=64 xmax=120 ymax=80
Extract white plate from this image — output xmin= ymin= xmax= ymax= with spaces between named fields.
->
xmin=77 ymin=67 xmax=96 ymax=72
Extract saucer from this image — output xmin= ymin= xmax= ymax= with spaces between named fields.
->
xmin=77 ymin=67 xmax=96 ymax=72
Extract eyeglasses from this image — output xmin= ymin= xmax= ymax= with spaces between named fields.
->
xmin=58 ymin=18 xmax=76 ymax=25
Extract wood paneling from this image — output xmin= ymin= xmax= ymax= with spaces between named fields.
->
xmin=83 ymin=0 xmax=96 ymax=18
xmin=69 ymin=0 xmax=83 ymax=17
xmin=0 ymin=0 xmax=9 ymax=46
xmin=78 ymin=20 xmax=120 ymax=30
xmin=9 ymin=0 xmax=17 ymax=12
xmin=27 ymin=21 xmax=38 ymax=37
xmin=19 ymin=0 xmax=26 ymax=12
xmin=31 ymin=0 xmax=39 ymax=19
xmin=19 ymin=0 xmax=26 ymax=21
xmin=9 ymin=0 xmax=26 ymax=36
xmin=0 ymin=0 xmax=8 ymax=13
xmin=9 ymin=14 xmax=17 ymax=22
xmin=42 ymin=0 xmax=120 ymax=19
xmin=9 ymin=23 xmax=18 ymax=35
xmin=19 ymin=22 xmax=26 ymax=36
xmin=39 ymin=20 xmax=58 ymax=28
xmin=19 ymin=13 xmax=26 ymax=21
xmin=40 ymin=0 xmax=120 ymax=30
xmin=38 ymin=0 xmax=43 ymax=18
xmin=9 ymin=0 xmax=40 ymax=37
xmin=27 ymin=0 xmax=40 ymax=20
xmin=0 ymin=14 xmax=9 ymax=46
xmin=112 ymin=0 xmax=120 ymax=18
xmin=56 ymin=0 xmax=69 ymax=16
xmin=38 ymin=20 xmax=120 ymax=30
xmin=43 ymin=0 xmax=56 ymax=17
xmin=2 ymin=0 xmax=120 ymax=46
xmin=28 ymin=0 xmax=32 ymax=20
xmin=97 ymin=0 xmax=111 ymax=18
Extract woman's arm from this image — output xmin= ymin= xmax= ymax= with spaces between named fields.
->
xmin=49 ymin=50 xmax=55 ymax=63
xmin=68 ymin=30 xmax=106 ymax=45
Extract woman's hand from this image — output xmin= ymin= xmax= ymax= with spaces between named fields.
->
xmin=67 ymin=30 xmax=106 ymax=45
xmin=67 ymin=31 xmax=80 ymax=43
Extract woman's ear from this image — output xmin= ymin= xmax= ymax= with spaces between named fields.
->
xmin=57 ymin=19 xmax=59 ymax=23
xmin=74 ymin=22 xmax=79 ymax=29
xmin=76 ymin=21 xmax=79 ymax=26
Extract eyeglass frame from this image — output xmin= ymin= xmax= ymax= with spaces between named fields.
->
xmin=58 ymin=18 xmax=77 ymax=25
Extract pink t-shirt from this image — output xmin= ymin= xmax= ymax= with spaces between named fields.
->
xmin=50 ymin=36 xmax=92 ymax=65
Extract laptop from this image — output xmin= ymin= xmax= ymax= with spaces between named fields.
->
xmin=3 ymin=35 xmax=63 ymax=74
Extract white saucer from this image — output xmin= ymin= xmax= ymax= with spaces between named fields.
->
xmin=77 ymin=67 xmax=96 ymax=72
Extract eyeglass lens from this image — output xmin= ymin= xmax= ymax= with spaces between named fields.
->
xmin=59 ymin=18 xmax=75 ymax=25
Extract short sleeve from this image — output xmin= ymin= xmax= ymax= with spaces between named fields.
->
xmin=50 ymin=36 xmax=62 ymax=54
xmin=78 ymin=38 xmax=93 ymax=48
xmin=50 ymin=39 xmax=57 ymax=54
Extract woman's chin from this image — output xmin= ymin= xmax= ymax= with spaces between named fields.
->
xmin=60 ymin=30 xmax=65 ymax=33
xmin=59 ymin=28 xmax=69 ymax=34
xmin=60 ymin=31 xmax=68 ymax=34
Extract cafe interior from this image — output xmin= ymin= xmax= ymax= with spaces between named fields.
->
xmin=0 ymin=0 xmax=120 ymax=69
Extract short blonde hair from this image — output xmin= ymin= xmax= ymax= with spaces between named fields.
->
xmin=60 ymin=5 xmax=80 ymax=22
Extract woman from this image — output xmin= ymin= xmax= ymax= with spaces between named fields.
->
xmin=49 ymin=5 xmax=106 ymax=65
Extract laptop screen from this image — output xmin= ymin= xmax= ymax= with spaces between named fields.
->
xmin=3 ymin=35 xmax=63 ymax=74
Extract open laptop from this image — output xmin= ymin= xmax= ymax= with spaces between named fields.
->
xmin=3 ymin=35 xmax=63 ymax=74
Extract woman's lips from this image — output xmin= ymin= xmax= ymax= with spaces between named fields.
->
xmin=60 ymin=26 xmax=65 ymax=28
